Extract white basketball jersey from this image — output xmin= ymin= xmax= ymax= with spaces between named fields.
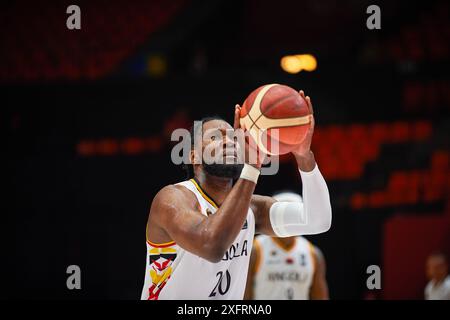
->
xmin=253 ymin=235 xmax=315 ymax=300
xmin=141 ymin=178 xmax=255 ymax=300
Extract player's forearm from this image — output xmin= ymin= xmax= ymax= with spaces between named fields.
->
xmin=199 ymin=178 xmax=256 ymax=262
xmin=269 ymin=161 xmax=332 ymax=236
xmin=294 ymin=150 xmax=316 ymax=172
xmin=299 ymin=163 xmax=332 ymax=233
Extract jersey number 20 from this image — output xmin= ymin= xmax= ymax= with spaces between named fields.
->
xmin=209 ymin=270 xmax=231 ymax=297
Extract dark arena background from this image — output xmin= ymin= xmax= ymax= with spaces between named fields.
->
xmin=3 ymin=0 xmax=450 ymax=300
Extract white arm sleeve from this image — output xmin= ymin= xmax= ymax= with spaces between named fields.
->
xmin=269 ymin=164 xmax=332 ymax=237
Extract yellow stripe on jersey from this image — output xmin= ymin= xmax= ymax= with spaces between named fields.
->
xmin=149 ymin=247 xmax=177 ymax=255
xmin=161 ymin=247 xmax=177 ymax=254
xmin=190 ymin=178 xmax=219 ymax=209
xmin=147 ymin=239 xmax=176 ymax=247
xmin=150 ymin=248 xmax=160 ymax=255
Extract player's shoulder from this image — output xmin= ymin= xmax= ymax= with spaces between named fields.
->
xmin=297 ymin=235 xmax=314 ymax=247
xmin=296 ymin=235 xmax=310 ymax=246
xmin=424 ymin=280 xmax=432 ymax=292
xmin=444 ymin=276 xmax=450 ymax=287
xmin=297 ymin=237 xmax=323 ymax=256
xmin=151 ymin=182 xmax=198 ymax=209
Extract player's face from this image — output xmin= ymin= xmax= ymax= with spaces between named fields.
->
xmin=202 ymin=120 xmax=239 ymax=162
xmin=199 ymin=119 xmax=243 ymax=179
xmin=426 ymin=256 xmax=448 ymax=281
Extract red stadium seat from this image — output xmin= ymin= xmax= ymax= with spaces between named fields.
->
xmin=412 ymin=121 xmax=432 ymax=140
xmin=369 ymin=191 xmax=387 ymax=208
xmin=368 ymin=123 xmax=389 ymax=143
xmin=96 ymin=139 xmax=120 ymax=156
xmin=0 ymin=0 xmax=188 ymax=81
xmin=389 ymin=122 xmax=410 ymax=143
xmin=351 ymin=193 xmax=367 ymax=210
xmin=402 ymin=82 xmax=423 ymax=112
xmin=431 ymin=151 xmax=449 ymax=170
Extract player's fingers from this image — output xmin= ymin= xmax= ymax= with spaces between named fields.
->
xmin=234 ymin=104 xmax=241 ymax=129
xmin=299 ymin=90 xmax=305 ymax=99
xmin=306 ymin=96 xmax=314 ymax=115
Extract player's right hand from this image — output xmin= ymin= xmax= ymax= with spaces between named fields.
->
xmin=234 ymin=104 xmax=266 ymax=169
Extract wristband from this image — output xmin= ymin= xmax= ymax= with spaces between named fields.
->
xmin=240 ymin=163 xmax=260 ymax=184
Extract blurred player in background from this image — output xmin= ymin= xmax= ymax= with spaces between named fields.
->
xmin=425 ymin=252 xmax=450 ymax=300
xmin=244 ymin=191 xmax=329 ymax=300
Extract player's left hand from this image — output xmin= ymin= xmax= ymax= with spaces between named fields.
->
xmin=291 ymin=90 xmax=315 ymax=158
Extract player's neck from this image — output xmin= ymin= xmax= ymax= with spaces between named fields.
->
xmin=195 ymin=172 xmax=233 ymax=206
xmin=433 ymin=274 xmax=447 ymax=285
xmin=274 ymin=237 xmax=296 ymax=250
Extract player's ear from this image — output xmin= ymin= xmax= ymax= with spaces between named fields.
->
xmin=189 ymin=149 xmax=195 ymax=165
xmin=190 ymin=148 xmax=200 ymax=165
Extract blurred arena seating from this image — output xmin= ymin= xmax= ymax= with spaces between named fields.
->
xmin=387 ymin=1 xmax=450 ymax=62
xmin=403 ymin=81 xmax=450 ymax=114
xmin=0 ymin=0 xmax=187 ymax=81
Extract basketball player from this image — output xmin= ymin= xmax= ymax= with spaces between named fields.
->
xmin=424 ymin=252 xmax=450 ymax=300
xmin=244 ymin=192 xmax=329 ymax=300
xmin=141 ymin=90 xmax=332 ymax=300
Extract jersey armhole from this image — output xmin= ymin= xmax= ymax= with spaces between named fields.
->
xmin=146 ymin=220 xmax=176 ymax=247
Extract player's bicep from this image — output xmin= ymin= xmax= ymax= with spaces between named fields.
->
xmin=150 ymin=186 xmax=212 ymax=257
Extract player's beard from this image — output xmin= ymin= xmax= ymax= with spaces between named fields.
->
xmin=202 ymin=163 xmax=243 ymax=179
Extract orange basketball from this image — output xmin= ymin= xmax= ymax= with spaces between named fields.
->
xmin=240 ymin=84 xmax=311 ymax=155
